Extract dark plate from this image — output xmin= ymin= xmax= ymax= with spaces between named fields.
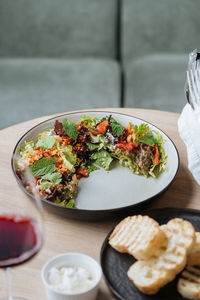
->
xmin=11 ymin=111 xmax=179 ymax=221
xmin=100 ymin=207 xmax=200 ymax=299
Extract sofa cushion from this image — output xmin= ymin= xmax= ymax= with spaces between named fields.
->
xmin=122 ymin=0 xmax=200 ymax=62
xmin=124 ymin=54 xmax=187 ymax=113
xmin=0 ymin=58 xmax=120 ymax=129
xmin=0 ymin=0 xmax=117 ymax=58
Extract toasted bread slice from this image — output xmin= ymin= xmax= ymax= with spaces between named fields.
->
xmin=109 ymin=215 xmax=167 ymax=260
xmin=127 ymin=259 xmax=174 ymax=295
xmin=178 ymin=265 xmax=200 ymax=299
xmin=127 ymin=218 xmax=196 ymax=294
xmin=187 ymin=232 xmax=200 ymax=266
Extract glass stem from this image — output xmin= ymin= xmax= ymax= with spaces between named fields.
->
xmin=6 ymin=267 xmax=13 ymax=300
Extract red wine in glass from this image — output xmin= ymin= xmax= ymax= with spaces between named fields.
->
xmin=0 ymin=214 xmax=42 ymax=268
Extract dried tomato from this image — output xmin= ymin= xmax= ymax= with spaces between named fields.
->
xmin=76 ymin=167 xmax=89 ymax=179
xmin=116 ymin=142 xmax=138 ymax=152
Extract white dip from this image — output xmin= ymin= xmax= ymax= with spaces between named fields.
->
xmin=47 ymin=265 xmax=94 ymax=293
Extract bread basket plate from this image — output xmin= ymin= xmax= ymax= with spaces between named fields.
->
xmin=100 ymin=207 xmax=200 ymax=300
xmin=11 ymin=111 xmax=179 ymax=221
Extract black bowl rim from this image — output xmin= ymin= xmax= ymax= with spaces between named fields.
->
xmin=11 ymin=110 xmax=180 ymax=214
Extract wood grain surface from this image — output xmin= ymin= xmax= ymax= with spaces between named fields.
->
xmin=0 ymin=108 xmax=200 ymax=299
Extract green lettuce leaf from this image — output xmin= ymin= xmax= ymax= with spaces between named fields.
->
xmin=66 ymin=199 xmax=75 ymax=207
xmin=63 ymin=147 xmax=77 ymax=165
xmin=91 ymin=150 xmax=113 ymax=170
xmin=20 ymin=141 xmax=35 ymax=157
xmin=85 ymin=162 xmax=100 ymax=173
xmin=152 ymin=130 xmax=166 ymax=145
xmin=86 ymin=142 xmax=101 ymax=151
xmin=55 ymin=197 xmax=75 ymax=208
xmin=80 ymin=115 xmax=99 ymax=129
xmin=36 ymin=136 xmax=55 ymax=150
xmin=56 ymin=142 xmax=76 ymax=172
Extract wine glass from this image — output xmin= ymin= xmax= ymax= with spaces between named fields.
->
xmin=0 ymin=168 xmax=43 ymax=300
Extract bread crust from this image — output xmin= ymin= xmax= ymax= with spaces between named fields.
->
xmin=187 ymin=232 xmax=200 ymax=266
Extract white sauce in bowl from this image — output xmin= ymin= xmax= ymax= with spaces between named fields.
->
xmin=47 ymin=265 xmax=94 ymax=293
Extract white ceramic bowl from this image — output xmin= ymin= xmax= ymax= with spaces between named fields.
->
xmin=41 ymin=253 xmax=102 ymax=300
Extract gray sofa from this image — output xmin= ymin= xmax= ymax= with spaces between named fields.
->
xmin=0 ymin=0 xmax=199 ymax=129
xmin=122 ymin=0 xmax=200 ymax=112
xmin=0 ymin=0 xmax=120 ymax=129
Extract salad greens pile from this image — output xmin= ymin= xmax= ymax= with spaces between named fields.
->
xmin=16 ymin=115 xmax=167 ymax=208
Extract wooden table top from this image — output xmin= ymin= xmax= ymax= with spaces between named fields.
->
xmin=0 ymin=108 xmax=200 ymax=299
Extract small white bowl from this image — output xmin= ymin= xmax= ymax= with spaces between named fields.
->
xmin=41 ymin=253 xmax=102 ymax=300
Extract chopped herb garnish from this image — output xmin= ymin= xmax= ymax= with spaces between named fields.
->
xmin=133 ymin=123 xmax=149 ymax=135
xmin=138 ymin=133 xmax=157 ymax=146
xmin=110 ymin=118 xmax=125 ymax=137
xmin=41 ymin=172 xmax=62 ymax=185
xmin=31 ymin=157 xmax=57 ymax=177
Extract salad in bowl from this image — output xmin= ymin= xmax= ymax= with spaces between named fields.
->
xmin=15 ymin=114 xmax=167 ymax=208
